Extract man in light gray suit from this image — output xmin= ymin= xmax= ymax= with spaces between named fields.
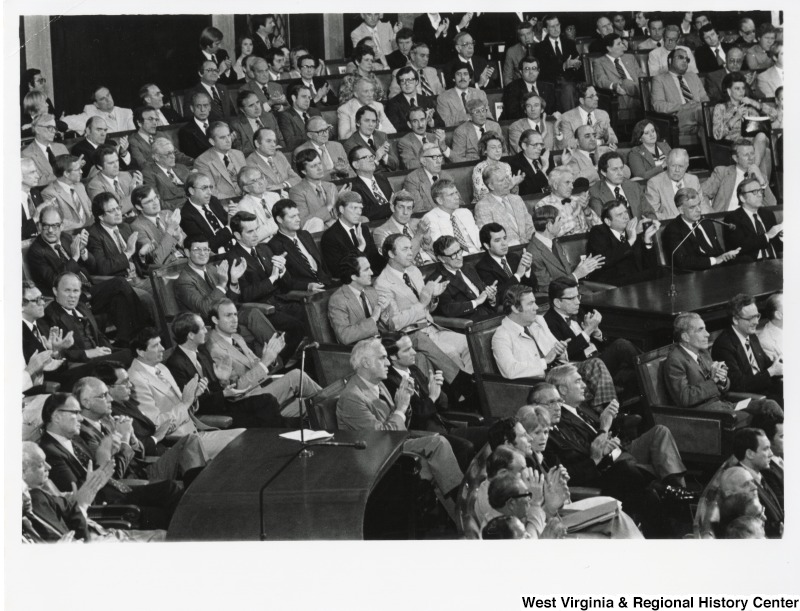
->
xmin=388 ymin=43 xmax=445 ymax=98
xmin=401 ymin=143 xmax=449 ymax=215
xmin=556 ymin=84 xmax=618 ymax=151
xmin=22 ymin=114 xmax=70 ymax=186
xmin=328 ymin=255 xmax=386 ymax=345
xmin=141 ymin=137 xmax=192 ymax=211
xmin=436 ymin=66 xmax=488 ymax=127
xmin=474 ymin=165 xmax=534 ymax=246
xmin=85 ymin=144 xmax=144 ymax=215
xmin=451 ymin=98 xmax=505 ymax=163
xmin=288 ymin=148 xmax=340 ymax=232
xmin=700 ymin=139 xmax=775 ymax=212
xmin=591 ymin=34 xmax=643 ymax=121
xmin=246 ymin=128 xmax=301 ymax=195
xmin=293 ymin=116 xmax=354 ymax=181
xmin=129 ymin=185 xmax=185 ymax=271
xmin=230 ymin=89 xmax=286 ymax=155
xmin=397 ymin=107 xmax=451 ymax=171
xmin=651 ymin=48 xmax=709 ymax=146
xmin=646 ymin=148 xmax=711 ymax=219
xmin=129 ymin=105 xmax=194 ymax=169
xmin=41 ymin=154 xmax=93 ymax=231
xmin=193 ymin=121 xmax=247 ymax=199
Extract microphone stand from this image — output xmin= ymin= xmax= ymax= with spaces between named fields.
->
xmin=668 ymin=219 xmax=700 ymax=299
xmin=297 ymin=341 xmax=315 ymax=458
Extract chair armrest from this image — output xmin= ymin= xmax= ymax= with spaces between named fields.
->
xmin=645 ymin=110 xmax=680 ymax=123
xmin=569 ymin=487 xmax=602 ymax=501
xmin=482 ymin=373 xmax=545 ymax=385
xmin=649 ymin=404 xmax=739 ymax=427
xmin=283 ymin=291 xmax=311 ymax=302
xmin=196 ymin=415 xmax=234 ymax=429
xmin=726 ymin=392 xmax=766 ymax=402
xmin=580 ymin=280 xmax=616 ymax=293
xmin=88 ymin=504 xmax=141 ymax=525
xmin=442 ymin=411 xmax=485 ymax=427
xmin=92 ymin=518 xmax=133 ymax=530
xmin=89 ymin=276 xmax=115 ymax=283
xmin=433 ymin=316 xmax=473 ymax=331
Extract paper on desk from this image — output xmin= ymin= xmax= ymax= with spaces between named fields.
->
xmin=280 ymin=430 xmax=334 ymax=442
xmin=735 ymin=398 xmax=752 ymax=411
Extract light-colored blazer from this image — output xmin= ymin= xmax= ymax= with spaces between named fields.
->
xmin=756 ymin=66 xmax=782 ymax=99
xmin=337 ymin=373 xmax=406 ymax=431
xmin=193 ymin=148 xmax=246 ymax=199
xmin=591 ymin=54 xmax=643 ymax=107
xmin=388 ymin=65 xmax=444 ymax=98
xmin=350 ymin=21 xmax=396 ymax=67
xmin=401 ymin=167 xmax=440 ymax=214
xmin=473 ymin=193 xmax=534 ymax=245
xmin=557 ymin=107 xmax=618 ymax=151
xmin=397 ymin=132 xmax=438 ymax=170
xmin=205 ymin=328 xmax=269 ymax=389
xmin=127 ymin=359 xmax=196 ymax=435
xmin=651 ymin=71 xmax=709 ymax=115
xmin=141 ymin=161 xmax=191 ymax=211
xmin=700 ymin=165 xmax=776 ymax=212
xmin=22 ymin=141 xmax=69 ymax=186
xmin=85 ymin=171 xmax=137 ymax=214
xmin=337 ymin=99 xmax=395 ymax=140
xmin=451 ymin=119 xmax=504 ymax=163
xmin=342 ymin=130 xmax=399 ymax=171
xmin=508 ymin=117 xmax=555 ymax=154
xmin=129 ymin=131 xmax=194 ymax=168
xmin=245 ymin=150 xmax=301 ymax=190
xmin=645 ymin=171 xmax=708 ymax=219
xmin=235 ymin=193 xmax=280 ymax=243
xmin=328 ymin=285 xmax=380 ymax=345
xmin=41 ymin=180 xmax=93 ymax=231
xmin=130 ymin=211 xmax=184 ymax=267
xmin=422 ymin=207 xmax=482 ymax=254
xmin=491 ymin=315 xmax=553 ymax=379
xmin=288 ymin=179 xmax=338 ymax=230
xmin=374 ymin=265 xmax=434 ymax=331
xmin=372 ymin=216 xmax=432 ymax=263
xmin=561 ymin=149 xmax=600 ymax=184
xmin=436 ymin=87 xmax=488 ymax=127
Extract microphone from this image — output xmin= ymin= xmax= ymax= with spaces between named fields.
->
xmin=668 ymin=219 xmax=700 ymax=298
xmin=311 ymin=440 xmax=367 ymax=449
xmin=701 ymin=217 xmax=736 ymax=231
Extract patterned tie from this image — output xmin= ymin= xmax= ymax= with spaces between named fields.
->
xmin=167 ymin=169 xmax=182 ymax=185
xmin=501 ymin=257 xmax=513 ymax=277
xmin=614 ymin=58 xmax=627 ymax=80
xmin=112 ymin=227 xmax=127 ymax=253
xmin=745 ymin=337 xmax=760 ymax=373
xmin=223 ymin=154 xmax=231 ymax=170
xmin=31 ymin=322 xmax=45 ymax=345
xmin=262 ymin=85 xmax=270 ymax=99
xmin=450 ymin=215 xmax=471 ymax=251
xmin=46 ymin=145 xmax=58 ymax=168
xmin=203 ymin=206 xmax=222 ymax=232
xmin=359 ymin=291 xmax=371 ymax=318
xmin=70 ymin=189 xmax=85 ymax=223
xmin=155 ymin=216 xmax=165 ymax=232
xmin=203 ymin=120 xmax=209 ymax=131
xmin=303 ymin=112 xmax=310 ymax=124
xmin=367 ymin=137 xmax=377 ymax=152
xmin=461 ymin=91 xmax=468 ymax=110
xmin=55 ymin=243 xmax=69 ymax=262
xmin=586 ymin=113 xmax=593 ymax=127
xmin=320 ymin=147 xmax=334 ymax=171
xmin=752 ymin=213 xmax=775 ymax=259
xmin=371 ymin=179 xmax=389 ymax=206
xmin=261 ymin=198 xmax=273 ymax=219
xmin=73 ymin=441 xmax=133 ymax=493
xmin=523 ymin=325 xmax=546 ymax=359
xmin=403 ymin=273 xmax=420 ymax=299
xmin=714 ymin=47 xmax=724 ymax=67
xmin=148 ymin=135 xmax=155 ymax=145
xmin=293 ymin=237 xmax=318 ymax=276
xmin=420 ymin=72 xmax=434 ymax=96
xmin=614 ymin=186 xmax=628 ymax=204
xmin=678 ymin=75 xmax=694 ymax=102
xmin=402 ymin=225 xmax=425 ymax=266
xmin=113 ymin=179 xmax=124 ymax=199
xmin=267 ymin=156 xmax=278 ymax=177
xmin=210 ymin=86 xmax=223 ymax=116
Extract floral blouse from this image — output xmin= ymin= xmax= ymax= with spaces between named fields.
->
xmin=535 ymin=193 xmax=601 ymax=236
xmin=712 ymin=101 xmax=778 ymax=141
xmin=471 ymin=160 xmax=515 ymax=204
xmin=338 ymin=71 xmax=385 ymax=104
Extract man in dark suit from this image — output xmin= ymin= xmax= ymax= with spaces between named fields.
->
xmin=544 ymin=276 xmax=642 ymax=399
xmin=268 ymin=199 xmax=333 ymax=291
xmin=475 ymin=223 xmax=537 ymax=301
xmin=70 ymin=116 xmax=135 ymax=180
xmin=183 ymin=60 xmax=233 ymax=121
xmin=723 ymin=178 xmax=783 ymax=261
xmin=229 ymin=90 xmax=286 ymax=157
xmin=443 ymin=31 xmax=498 ymax=89
xmin=342 ymin=108 xmax=399 ymax=175
xmin=138 ymin=83 xmax=183 ymax=125
xmin=694 ymin=25 xmax=733 ymax=74
xmin=38 ymin=393 xmax=183 ymax=530
xmin=251 ymin=14 xmax=282 ymax=59
xmin=711 ymin=294 xmax=783 ymax=404
xmin=28 ymin=206 xmax=146 ymax=347
xmin=21 ymin=158 xmax=42 ymax=239
xmin=586 ymin=199 xmax=661 ymax=286
xmin=276 ymin=83 xmax=321 ymax=153
xmin=732 ymin=429 xmax=783 ymax=538
xmin=291 ymin=54 xmax=338 ymax=107
xmin=385 ymin=27 xmax=414 ymax=70
xmin=198 ymin=26 xmax=237 ymax=85
xmin=426 ymin=235 xmax=497 ymax=322
xmin=164 ymin=313 xmax=284 ymax=428
xmin=661 ymin=187 xmax=742 ymax=272
xmin=129 ymin=106 xmax=194 ymax=170
xmin=500 ymin=56 xmax=556 ymax=121
xmin=320 ymin=191 xmax=382 ymax=276
xmin=384 ymin=66 xmax=444 ymax=132
xmin=228 ymin=212 xmax=305 ymax=359
xmin=178 ymin=92 xmax=213 ymax=159
xmin=179 ymin=172 xmax=235 ymax=253
xmin=506 ymin=129 xmax=552 ymax=196
xmin=588 ymin=152 xmax=657 ymax=220
xmin=413 ymin=13 xmax=457 ymax=65
xmin=534 ymin=15 xmax=585 ymax=112
xmin=346 ymin=145 xmax=394 ymax=221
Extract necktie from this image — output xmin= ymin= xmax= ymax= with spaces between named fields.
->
xmin=619 ymin=232 xmax=626 ymax=244
xmin=554 ymin=40 xmax=563 ymax=63
xmin=715 ymin=48 xmax=724 ymax=67
xmin=678 ymin=75 xmax=694 ymax=102
xmin=409 ymin=97 xmax=417 ymax=108
xmin=148 ymin=135 xmax=155 ymax=145
xmin=266 ymin=156 xmax=278 ymax=176
xmin=745 ymin=337 xmax=760 ymax=373
xmin=420 ymin=72 xmax=434 ymax=96
xmin=349 ymin=227 xmax=360 ymax=248
xmin=359 ymin=291 xmax=371 ymax=318
xmin=31 ymin=323 xmax=45 ymax=344
xmin=167 ymin=169 xmax=182 ymax=185
xmin=70 ymin=189 xmax=84 ymax=222
xmin=223 ymin=154 xmax=231 ymax=170
xmin=203 ymin=206 xmax=222 ymax=232
xmin=450 ymin=215 xmax=471 ymax=251
xmin=308 ymin=81 xmax=317 ymax=96
xmin=752 ymin=213 xmax=775 ymax=259
xmin=532 ymin=159 xmax=540 ymax=173
xmin=479 ymin=126 xmax=486 ymax=137
xmin=456 ymin=271 xmax=477 ymax=299
xmin=255 ymin=118 xmax=264 ymax=129
xmin=371 ymin=179 xmax=389 ymax=206
xmin=692 ymin=223 xmax=713 ymax=253
xmin=210 ymin=86 xmax=223 ymax=116
xmin=501 ymin=257 xmax=513 ymax=277
xmin=46 ymin=145 xmax=57 ymax=168
xmin=523 ymin=326 xmax=546 ymax=359
xmin=431 ymin=174 xmax=439 ymax=183
xmin=403 ymin=273 xmax=420 ymax=299
xmin=614 ymin=186 xmax=628 ymax=204
xmin=614 ymin=58 xmax=627 ymax=80
xmin=586 ymin=113 xmax=593 ymax=126
xmin=155 ymin=216 xmax=165 ymax=232
xmin=204 ymin=271 xmax=217 ymax=291
xmin=367 ymin=137 xmax=376 ymax=151
xmin=534 ymin=123 xmax=541 ymax=133
xmin=303 ymin=112 xmax=310 ymax=124
xmin=203 ymin=120 xmax=209 ymax=131
xmin=113 ymin=179 xmax=124 ymax=198
xmin=55 ymin=243 xmax=70 ymax=261
xmin=232 ymin=334 xmax=254 ymax=361
xmin=320 ymin=147 xmax=334 ymax=171
xmin=293 ymin=237 xmax=318 ymax=275
xmin=461 ymin=91 xmax=468 ymax=110
xmin=112 ymin=227 xmax=127 ymax=253
xmin=260 ymin=198 xmax=273 ymax=219
xmin=402 ymin=225 xmax=425 ymax=265
xmin=252 ymin=248 xmax=266 ymax=272
xmin=316 ymin=185 xmax=326 ymax=205
xmin=26 ymin=194 xmax=37 ymax=219
xmin=262 ymin=85 xmax=270 ymax=98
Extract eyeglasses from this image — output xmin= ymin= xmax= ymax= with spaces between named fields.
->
xmin=522 ymin=66 xmax=540 ymax=72
xmin=742 ymin=188 xmax=766 ymax=196
xmin=737 ymin=313 xmax=761 ymax=322
xmin=524 ymin=141 xmax=545 ymax=148
xmin=309 ymin=128 xmax=331 ymax=135
xmin=37 ymin=125 xmax=57 ymax=131
xmin=40 ymin=222 xmax=62 ymax=230
xmin=56 ymin=409 xmax=81 ymax=415
xmin=243 ymin=177 xmax=266 ymax=187
xmin=203 ymin=67 xmax=220 ymax=73
xmin=190 ymin=247 xmax=212 ymax=254
xmin=471 ymin=107 xmax=489 ymax=113
xmin=442 ymin=248 xmax=463 ymax=259
xmin=560 ymin=294 xmax=581 ymax=301
xmin=398 ymin=78 xmax=418 ymax=84
xmin=356 ymin=154 xmax=376 ymax=162
xmin=458 ymin=41 xmax=475 ymax=47
xmin=422 ymin=154 xmax=444 ymax=161
xmin=194 ymin=185 xmax=213 ymax=191
xmin=23 ymin=296 xmax=46 ymax=305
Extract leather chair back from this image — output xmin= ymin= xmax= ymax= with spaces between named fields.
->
xmin=306 ymin=377 xmax=351 ymax=431
xmin=303 ymin=289 xmax=337 ymax=344
xmin=149 ymin=259 xmax=189 ymax=347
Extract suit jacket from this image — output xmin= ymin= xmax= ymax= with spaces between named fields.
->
xmin=22 ymin=141 xmax=69 ymax=186
xmin=651 ymin=71 xmax=708 ymax=117
xmin=178 ymin=119 xmax=212 ymax=159
xmin=436 ymin=87 xmax=488 ymax=127
xmin=562 ymin=149 xmax=600 ymax=184
xmin=320 ymin=221 xmax=382 ymax=277
xmin=230 ymin=116 xmax=263 ymax=158
xmin=287 ymin=76 xmax=338 ymax=107
xmin=343 ymin=130 xmax=399 ymax=172
xmin=384 ymin=364 xmax=447 ymax=431
xmin=451 ymin=119 xmax=504 ymax=163
xmin=509 ymin=116 xmax=558 ymax=155
xmin=413 ymin=13 xmax=456 ymax=65
xmin=245 ymin=150 xmax=300 ymax=191
xmin=86 ymin=222 xmax=143 ymax=278
xmin=443 ymin=54 xmax=498 ymax=89
xmin=164 ymin=345 xmax=235 ymax=418
xmin=585 ymin=224 xmax=658 ymax=286
xmin=401 ymin=167 xmax=441 ymax=213
xmin=130 ymin=211 xmax=183 ymax=269
xmin=174 ymin=264 xmax=240 ymax=317
xmin=385 ymin=50 xmax=409 ymax=71
xmin=179 ymin=197 xmax=235 ymax=253
xmin=711 ymin=327 xmax=776 ymax=395
xmin=22 ymin=189 xmax=43 ymax=239
xmin=535 ymin=36 xmax=585 ymax=84
xmin=26 ymin=234 xmax=93 ymax=297
xmin=723 ymin=207 xmax=782 ymax=261
xmin=193 ymin=148 xmax=246 ymax=199
xmin=374 ymin=264 xmax=436 ymax=331
xmin=243 ymin=80 xmax=288 ymax=115
xmin=293 ymin=141 xmax=353 ymax=181
xmin=662 ymin=344 xmax=732 ymax=410
xmin=80 ymin=419 xmax=137 ymax=479
xmin=43 ymin=301 xmax=109 ymax=361
xmin=426 ymin=263 xmax=495 ymax=321
xmin=183 ymin=82 xmax=233 ymax=121
xmin=372 ymin=217 xmax=433 ymax=265
xmin=591 ymin=54 xmax=643 ymax=112
xmin=695 ymin=44 xmax=732 ymax=74
xmin=756 ymin=66 xmax=782 ymax=99
xmin=526 ymin=234 xmax=576 ymax=290
xmin=627 ymin=142 xmax=672 ymax=181
xmin=287 ymin=179 xmax=338 ymax=230
xmin=645 ymin=171 xmax=708 ymax=220
xmin=661 ymin=216 xmax=725 ymax=271
xmin=68 ymin=138 xmax=134 ymax=178
xmin=701 ymin=165 xmax=777 ymax=212
xmin=205 ymin=328 xmax=270 ymax=390
xmin=558 ymin=107 xmax=617 ymax=150
xmin=348 ymin=174 xmax=394 ymax=221
xmin=473 ymin=193 xmax=534 ymax=245
xmin=475 ymin=250 xmax=537 ymax=300
xmin=127 ymin=358 xmax=199 ymax=437
xmin=129 ymin=131 xmax=194 ymax=169
xmin=500 ymin=79 xmax=557 ymax=121
xmin=275 ymin=107 xmax=321 ymax=153
xmin=397 ymin=131 xmax=438 ymax=171
xmin=337 ymin=373 xmax=407 ymax=431
xmin=328 ymin=285 xmax=380 ymax=345
xmin=27 ymin=487 xmax=88 ymax=541
xmin=337 ymin=99 xmax=394 ymax=140
xmin=705 ymin=68 xmax=757 ymax=103
xmin=507 ymin=151 xmax=552 ymax=196
xmin=199 ymin=48 xmax=237 ymax=85
xmin=141 ymin=161 xmax=191 ymax=211
xmin=350 ymin=20 xmax=396 ymax=66
xmin=85 ymin=171 xmax=138 ymax=214
xmin=41 ymin=180 xmax=93 ymax=231
xmin=111 ymin=398 xmax=159 ymax=456
xmin=543 ymin=409 xmax=609 ymax=487
xmin=542 ymin=306 xmax=601 ymax=363
xmin=384 ymin=93 xmax=443 ymax=133
xmin=588 ymin=180 xmax=655 ymax=220
xmin=388 ymin=65 xmax=445 ymax=98
xmin=268 ymin=230 xmax=332 ymax=289
xmin=228 ymin=241 xmax=286 ymax=303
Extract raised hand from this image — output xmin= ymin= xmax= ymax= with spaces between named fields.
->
xmin=181 ymin=374 xmax=201 ymax=405
xmin=213 ymin=352 xmax=233 ymax=383
xmin=599 ymin=399 xmax=619 ymax=432
xmin=428 ymin=369 xmax=444 ymax=402
xmin=261 ymin=333 xmax=285 ymax=368
xmin=394 ymin=377 xmax=413 ymax=415
xmin=540 ymin=516 xmax=567 ymax=539
xmin=574 ymin=254 xmax=604 ymax=279
xmin=124 ymin=231 xmax=139 ymax=259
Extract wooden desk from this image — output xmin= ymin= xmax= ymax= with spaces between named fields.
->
xmin=582 ymin=260 xmax=783 ymax=350
xmin=167 ymin=428 xmax=407 ymax=541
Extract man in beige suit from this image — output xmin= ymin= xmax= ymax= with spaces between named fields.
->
xmin=193 ymin=121 xmax=247 ymax=199
xmin=645 ymin=148 xmax=711 ymax=219
xmin=591 ymin=34 xmax=643 ymax=120
xmin=85 ymin=145 xmax=144 ymax=215
xmin=651 ymin=48 xmax=709 ymax=146
xmin=474 ymin=165 xmax=534 ymax=246
xmin=234 ymin=166 xmax=280 ymax=244
xmin=293 ymin=116 xmax=354 ymax=181
xmin=206 ymin=299 xmax=320 ymax=418
xmin=41 ymin=154 xmax=93 ymax=231
xmin=141 ymin=137 xmax=192 ymax=211
xmin=22 ymin=114 xmax=69 ymax=186
xmin=451 ymin=98 xmax=504 ymax=163
xmin=328 ymin=255 xmax=386 ymax=345
xmin=288 ymin=149 xmax=340 ymax=231
xmin=246 ymin=128 xmax=300 ymax=196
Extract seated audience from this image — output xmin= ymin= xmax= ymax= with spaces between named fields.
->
xmin=648 ymin=25 xmax=698 ymax=77
xmin=85 ymin=144 xmax=144 ymax=214
xmin=723 ymin=178 xmax=782 ymax=260
xmin=744 ymin=24 xmax=777 ymax=71
xmin=346 ymin=145 xmax=394 ymax=220
xmin=388 ymin=42 xmax=444 ymax=98
xmin=421 ymin=179 xmax=482 ymax=255
xmin=645 ymin=148 xmax=711 ymax=219
xmin=328 ymin=255 xmax=386 ymax=345
xmin=560 ymin=125 xmax=602 ymax=184
xmin=231 ymin=90 xmax=287 ymax=157
xmin=701 ymin=138 xmax=776 ymax=212
xmin=502 ymin=57 xmax=556 ymax=122
xmin=294 ymin=116 xmax=353 ymax=181
xmin=474 ymin=165 xmax=532 ymax=245
xmin=756 ymin=43 xmax=783 ymax=98
xmin=444 ymin=31 xmax=498 ymax=89
xmin=129 ymin=105 xmax=193 ymax=170
xmin=373 ymin=190 xmax=433 ymax=263
xmin=508 ymin=93 xmax=556 ymax=155
xmin=627 ymin=120 xmax=671 ymax=181
xmin=141 ymin=137 xmax=192 ymax=211
xmin=292 ymin=54 xmax=338 ymax=106
xmin=320 ymin=191 xmax=383 ymax=275
xmin=337 ymin=77 xmax=395 ymax=140
xmin=706 ymin=46 xmax=757 ymax=104
xmin=556 ymin=83 xmax=618 ymax=151
xmin=592 ymin=34 xmax=643 ymax=121
xmin=22 ymin=158 xmax=43 ymax=239
xmin=276 ymin=83 xmax=320 ymax=153
xmin=247 ymin=128 xmax=301 ymax=196
xmin=61 ymin=85 xmax=135 ymax=133
xmin=397 ymin=107 xmax=451 ymax=171
xmin=184 ymin=59 xmax=232 ymax=121
xmin=589 ymin=151 xmax=656 ymax=221
xmin=731 ymin=429 xmax=782 ymax=538
xmin=339 ymin=45 xmax=386 ymax=103
xmin=481 ymin=515 xmax=528 ymax=540
xmin=193 ymin=121 xmax=246 ymax=199
xmin=471 ymin=132 xmax=519 ymax=204
xmin=451 ymin=98 xmax=504 ymax=163
xmin=651 ymin=49 xmax=709 ymax=147
xmin=129 ymin=185 xmax=185 ymax=271
xmin=268 ymin=199 xmax=332 ymax=290
xmin=179 ymin=173 xmax=235 ymax=254
xmin=475 ymin=222 xmax=537 ymax=298
xmin=507 ymin=129 xmax=552 ymax=197
xmin=138 ymin=82 xmax=183 ymax=124
xmin=234 ymin=166 xmax=279 ymax=243
xmin=384 ymin=66 xmax=443 ymax=133
xmin=436 ymin=66 xmax=489 ymax=127
xmin=178 ymin=92 xmax=214 ymax=159
xmin=243 ymin=56 xmax=288 ymax=113
xmin=503 ymin=22 xmax=542 ymax=84
xmin=637 ymin=16 xmax=665 ymax=50
xmin=22 ymin=113 xmax=70 ymax=186
xmin=401 ymin=142 xmax=448 ymax=213
xmin=344 ymin=107 xmax=399 ymax=173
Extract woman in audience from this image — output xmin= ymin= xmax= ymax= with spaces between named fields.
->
xmin=536 ymin=166 xmax=600 ymax=235
xmin=232 ymin=35 xmax=254 ymax=81
xmin=21 ymin=91 xmax=48 ymax=138
xmin=745 ymin=24 xmax=777 ymax=71
xmin=471 ymin=132 xmax=523 ymax=204
xmin=339 ymin=44 xmax=385 ymax=103
xmin=20 ymin=68 xmax=67 ymax=135
xmin=525 ymin=406 xmax=556 ymax=475
xmin=627 ymin=119 xmax=671 ymax=180
xmin=712 ymin=72 xmax=777 ymax=177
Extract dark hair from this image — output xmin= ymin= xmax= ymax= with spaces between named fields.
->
xmin=631 ymin=119 xmax=658 ymax=145
xmin=172 ymin=311 xmax=204 ymax=345
xmin=532 ymin=204 xmax=559 ymax=232
xmin=482 ymin=515 xmax=524 ymax=539
xmin=749 ymin=412 xmax=783 ymax=443
xmin=230 ymin=210 xmax=258 ymax=235
xmin=131 ymin=185 xmax=156 ymax=210
xmin=354 ymin=105 xmax=378 ymax=126
xmin=722 ymin=71 xmax=748 ymax=102
xmin=395 ymin=66 xmax=418 ymax=84
xmin=91 ymin=192 xmax=119 ymax=220
xmin=93 ymin=144 xmax=118 ymax=169
xmin=287 ymin=82 xmax=311 ymax=106
xmin=339 ymin=254 xmax=365 ymax=284
xmin=41 ymin=392 xmax=74 ymax=427
xmin=502 ymin=284 xmax=533 ymax=315
xmin=762 ymin=291 xmax=782 ymax=322
xmin=732 ymin=427 xmax=766 ymax=461
xmin=381 ymin=332 xmax=406 ymax=360
xmin=131 ymin=326 xmax=161 ymax=354
xmin=487 ymin=472 xmax=524 ymax=510
xmin=294 ymin=148 xmax=319 ymax=178
xmin=53 ymin=271 xmax=81 ymax=293
xmin=353 ymin=45 xmax=376 ymax=64
xmin=297 ymin=54 xmax=318 ymax=68
xmin=603 ymin=33 xmax=621 ymax=49
xmin=736 ymin=177 xmax=762 ymax=203
xmin=727 ymin=293 xmax=755 ymax=320
xmin=199 ymin=26 xmax=224 ymax=49
xmin=237 ymin=89 xmax=259 ymax=109
xmin=265 ymin=47 xmax=283 ymax=67
xmin=601 ymin=199 xmax=626 ymax=221
xmin=91 ymin=360 xmax=127 ymax=386
xmin=381 ymin=233 xmax=407 ymax=259
xmin=576 ymin=82 xmax=593 ymax=99
xmin=182 ymin=235 xmax=208 ymax=251
xmin=184 ymin=171 xmax=212 ymax=197
xmin=271 ymin=198 xmax=297 ymax=220
xmin=133 ymin=105 xmax=157 ymax=129
xmin=548 ymin=275 xmax=579 ymax=304
xmin=479 ymin=222 xmax=506 ymax=250
xmin=486 ymin=445 xmax=520 ymax=478
xmin=487 ymin=418 xmax=519 ymax=451
xmin=395 ymin=27 xmax=414 ymax=42
xmin=597 ymin=150 xmax=623 ymax=175
xmin=432 ymin=235 xmax=460 ymax=258
xmin=53 ymin=154 xmax=80 ymax=178
xmin=699 ymin=23 xmax=716 ymax=36
xmin=527 ymin=382 xmax=557 ymax=405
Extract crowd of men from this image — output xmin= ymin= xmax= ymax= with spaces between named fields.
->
xmin=20 ymin=11 xmax=784 ymax=541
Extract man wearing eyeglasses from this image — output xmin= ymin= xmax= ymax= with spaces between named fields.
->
xmin=130 ymin=105 xmax=194 ymax=170
xmin=346 ymin=145 xmax=394 ymax=222
xmin=701 ymin=138 xmax=776 ymax=212
xmin=388 ymin=43 xmax=444 ymax=98
xmin=384 ymin=66 xmax=444 ymax=133
xmin=556 ymin=84 xmax=618 ymax=152
xmin=451 ymin=98 xmax=504 ymax=163
xmin=712 ymin=294 xmax=783 ymax=405
xmin=444 ymin=31 xmax=496 ymax=90
xmin=651 ymin=49 xmax=709 ymax=147
xmin=501 ymin=57 xmax=556 ymax=122
xmin=141 ymin=136 xmax=193 ymax=211
xmin=184 ymin=59 xmax=232 ymax=121
xmin=293 ymin=116 xmax=353 ymax=181
xmin=400 ymin=142 xmax=448 ymax=213
xmin=343 ymin=107 xmax=398 ymax=173
xmin=436 ymin=66 xmax=488 ymax=127
xmin=22 ymin=113 xmax=69 ymax=186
